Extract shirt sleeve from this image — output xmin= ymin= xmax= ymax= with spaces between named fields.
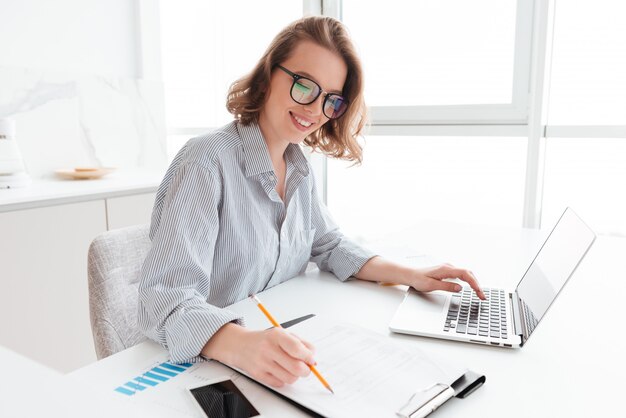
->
xmin=308 ymin=177 xmax=377 ymax=281
xmin=137 ymin=161 xmax=244 ymax=364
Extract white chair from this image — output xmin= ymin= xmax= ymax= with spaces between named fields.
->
xmin=87 ymin=225 xmax=150 ymax=359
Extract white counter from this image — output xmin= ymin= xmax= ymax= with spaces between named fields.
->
xmin=0 ymin=169 xmax=164 ymax=212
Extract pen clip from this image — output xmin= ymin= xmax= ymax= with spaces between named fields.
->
xmin=396 ymin=383 xmax=455 ymax=418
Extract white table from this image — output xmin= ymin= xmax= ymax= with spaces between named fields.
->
xmin=66 ymin=222 xmax=626 ymax=417
xmin=0 ymin=345 xmax=154 ymax=417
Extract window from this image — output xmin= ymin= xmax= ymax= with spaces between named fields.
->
xmin=159 ymin=0 xmax=301 ymax=156
xmin=343 ymin=0 xmax=517 ymax=107
xmin=341 ymin=0 xmax=533 ymax=124
xmin=324 ymin=0 xmax=536 ymax=237
xmin=547 ymin=0 xmax=626 ymax=125
xmin=327 ymin=136 xmax=527 ymax=237
xmin=542 ymin=0 xmax=626 ymax=236
xmin=152 ymin=1 xmax=626 ymax=236
xmin=542 ymin=138 xmax=626 ymax=236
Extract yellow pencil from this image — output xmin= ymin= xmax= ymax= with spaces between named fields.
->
xmin=250 ymin=294 xmax=334 ymax=394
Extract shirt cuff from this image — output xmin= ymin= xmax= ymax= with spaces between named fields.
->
xmin=327 ymin=238 xmax=377 ymax=282
xmin=164 ymin=305 xmax=245 ymax=364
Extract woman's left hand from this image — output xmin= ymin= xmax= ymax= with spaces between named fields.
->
xmin=406 ymin=264 xmax=486 ymax=300
xmin=355 ymin=256 xmax=486 ymax=300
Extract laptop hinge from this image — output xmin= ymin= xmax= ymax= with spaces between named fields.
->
xmin=509 ymin=292 xmax=524 ymax=345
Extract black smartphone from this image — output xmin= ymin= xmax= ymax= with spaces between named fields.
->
xmin=189 ymin=378 xmax=260 ymax=418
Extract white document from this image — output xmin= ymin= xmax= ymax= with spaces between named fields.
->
xmin=264 ymin=315 xmax=467 ymax=418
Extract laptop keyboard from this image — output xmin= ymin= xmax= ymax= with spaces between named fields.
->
xmin=443 ymin=287 xmax=508 ymax=339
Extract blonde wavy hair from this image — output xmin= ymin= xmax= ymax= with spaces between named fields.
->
xmin=226 ymin=16 xmax=367 ymax=163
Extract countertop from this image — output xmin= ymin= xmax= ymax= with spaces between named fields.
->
xmin=0 ymin=169 xmax=164 ymax=212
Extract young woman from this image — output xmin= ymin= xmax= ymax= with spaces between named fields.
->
xmin=138 ymin=16 xmax=484 ymax=389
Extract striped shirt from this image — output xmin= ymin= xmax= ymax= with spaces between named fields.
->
xmin=137 ymin=121 xmax=375 ymax=363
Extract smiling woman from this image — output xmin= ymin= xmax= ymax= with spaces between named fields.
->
xmin=257 ymin=41 xmax=348 ymax=164
xmin=138 ymin=15 xmax=485 ymax=391
xmin=226 ymin=19 xmax=366 ymax=163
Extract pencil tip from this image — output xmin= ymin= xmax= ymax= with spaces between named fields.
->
xmin=328 ymin=387 xmax=335 ymax=394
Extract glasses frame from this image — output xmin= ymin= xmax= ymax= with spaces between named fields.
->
xmin=276 ymin=64 xmax=349 ymax=119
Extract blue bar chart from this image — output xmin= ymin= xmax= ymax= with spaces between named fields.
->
xmin=114 ymin=362 xmax=193 ymax=396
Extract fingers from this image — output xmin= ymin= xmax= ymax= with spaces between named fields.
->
xmin=272 ymin=349 xmax=311 ymax=380
xmin=259 ymin=371 xmax=284 ymax=388
xmin=277 ymin=331 xmax=317 ymax=367
xmin=237 ymin=328 xmax=316 ymax=388
xmin=447 ymin=268 xmax=485 ymax=300
xmin=428 ymin=264 xmax=486 ymax=300
xmin=427 ymin=279 xmax=463 ymax=293
xmin=295 ymin=335 xmax=316 ymax=355
xmin=262 ymin=329 xmax=314 ymax=387
xmin=468 ymin=271 xmax=486 ymax=300
xmin=267 ymin=360 xmax=305 ymax=385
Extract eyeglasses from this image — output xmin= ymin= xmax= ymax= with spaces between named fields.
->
xmin=276 ymin=65 xmax=349 ymax=119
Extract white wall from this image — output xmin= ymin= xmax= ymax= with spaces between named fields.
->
xmin=0 ymin=0 xmax=139 ymax=77
xmin=0 ymin=0 xmax=167 ymax=178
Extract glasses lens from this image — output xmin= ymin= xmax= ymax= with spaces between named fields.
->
xmin=291 ymin=78 xmax=320 ymax=104
xmin=324 ymin=94 xmax=348 ymax=119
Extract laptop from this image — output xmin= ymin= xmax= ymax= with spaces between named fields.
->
xmin=389 ymin=207 xmax=596 ymax=348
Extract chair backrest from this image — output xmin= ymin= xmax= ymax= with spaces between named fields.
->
xmin=88 ymin=224 xmax=151 ymax=359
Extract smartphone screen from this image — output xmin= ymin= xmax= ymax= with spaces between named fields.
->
xmin=189 ymin=379 xmax=259 ymax=418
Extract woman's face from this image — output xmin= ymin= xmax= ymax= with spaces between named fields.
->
xmin=258 ymin=40 xmax=348 ymax=148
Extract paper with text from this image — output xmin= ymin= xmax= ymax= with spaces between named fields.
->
xmin=273 ymin=315 xmax=466 ymax=417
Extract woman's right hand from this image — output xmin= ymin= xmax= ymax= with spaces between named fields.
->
xmin=201 ymin=323 xmax=316 ymax=388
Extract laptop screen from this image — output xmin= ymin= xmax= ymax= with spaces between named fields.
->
xmin=515 ymin=208 xmax=596 ymax=339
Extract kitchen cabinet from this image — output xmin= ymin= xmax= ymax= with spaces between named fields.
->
xmin=0 ymin=186 xmax=157 ymax=372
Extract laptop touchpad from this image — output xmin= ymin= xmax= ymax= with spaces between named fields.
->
xmin=407 ymin=291 xmax=447 ymax=313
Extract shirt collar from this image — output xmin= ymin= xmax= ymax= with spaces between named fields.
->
xmin=237 ymin=121 xmax=310 ymax=178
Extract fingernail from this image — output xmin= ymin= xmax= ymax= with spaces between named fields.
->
xmin=455 ymin=285 xmax=462 ymax=292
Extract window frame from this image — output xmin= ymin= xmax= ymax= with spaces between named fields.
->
xmin=337 ymin=0 xmax=535 ymax=125
xmin=315 ymin=0 xmax=544 ymax=226
xmin=144 ymin=0 xmax=626 ymax=234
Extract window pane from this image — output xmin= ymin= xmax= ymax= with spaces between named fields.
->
xmin=342 ymin=0 xmax=517 ymax=106
xmin=543 ymin=138 xmax=626 ymax=236
xmin=547 ymin=1 xmax=626 ymax=125
xmin=159 ymin=0 xmax=301 ymax=128
xmin=327 ymin=136 xmax=527 ymax=238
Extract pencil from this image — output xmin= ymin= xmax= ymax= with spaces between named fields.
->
xmin=250 ymin=294 xmax=334 ymax=394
